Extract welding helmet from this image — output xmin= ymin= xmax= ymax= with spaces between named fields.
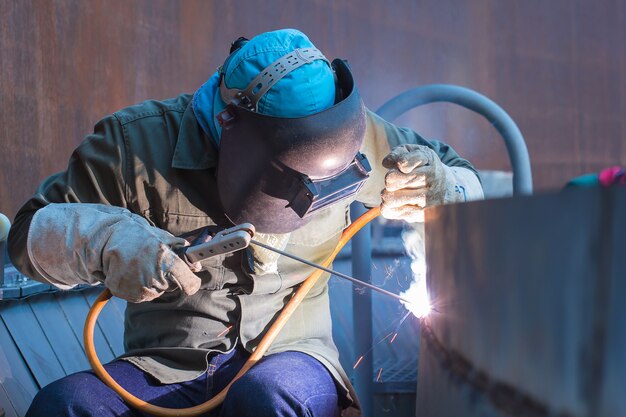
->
xmin=215 ymin=31 xmax=370 ymax=233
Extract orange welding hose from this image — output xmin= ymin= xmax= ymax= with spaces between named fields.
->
xmin=84 ymin=206 xmax=380 ymax=417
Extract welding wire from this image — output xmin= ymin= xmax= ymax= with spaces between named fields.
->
xmin=250 ymin=239 xmax=414 ymax=305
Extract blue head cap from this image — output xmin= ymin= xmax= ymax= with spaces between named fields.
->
xmin=211 ymin=29 xmax=336 ymax=139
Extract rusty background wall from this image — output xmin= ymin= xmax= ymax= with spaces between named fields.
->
xmin=1 ymin=0 xmax=625 ymax=219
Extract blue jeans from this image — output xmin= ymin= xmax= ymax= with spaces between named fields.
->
xmin=26 ymin=348 xmax=342 ymax=417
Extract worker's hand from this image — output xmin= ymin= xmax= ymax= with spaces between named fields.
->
xmin=100 ymin=217 xmax=201 ymax=303
xmin=27 ymin=203 xmax=201 ymax=303
xmin=381 ymin=144 xmax=481 ymax=223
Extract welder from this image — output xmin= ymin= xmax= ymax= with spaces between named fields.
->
xmin=8 ymin=29 xmax=483 ymax=417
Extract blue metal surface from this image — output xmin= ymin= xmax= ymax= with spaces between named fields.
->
xmin=0 ymin=389 xmax=19 ymax=417
xmin=350 ymin=203 xmax=374 ymax=417
xmin=56 ymin=291 xmax=117 ymax=364
xmin=0 ymin=319 xmax=38 ymax=417
xmin=29 ymin=297 xmax=92 ymax=375
xmin=331 ymin=218 xmax=420 ymax=417
xmin=331 ymin=254 xmax=419 ymax=375
xmin=0 ymin=266 xmax=54 ymax=301
xmin=0 ymin=287 xmax=125 ymax=416
xmin=0 ymin=301 xmax=67 ymax=388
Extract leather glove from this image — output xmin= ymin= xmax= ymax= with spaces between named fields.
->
xmin=27 ymin=203 xmax=201 ymax=303
xmin=381 ymin=144 xmax=483 ymax=223
xmin=248 ymin=231 xmax=291 ymax=275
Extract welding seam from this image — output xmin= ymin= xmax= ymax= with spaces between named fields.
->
xmin=420 ymin=319 xmax=579 ymax=417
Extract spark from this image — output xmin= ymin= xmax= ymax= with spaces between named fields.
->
xmin=382 ymin=258 xmax=402 ymax=285
xmin=351 ymin=312 xmax=414 ymax=378
xmin=354 ymin=286 xmax=367 ymax=295
xmin=383 ymin=264 xmax=394 ymax=281
xmin=381 ymin=262 xmax=399 ymax=285
xmin=217 ymin=325 xmax=233 ymax=338
xmin=376 ymin=368 xmax=383 ymax=382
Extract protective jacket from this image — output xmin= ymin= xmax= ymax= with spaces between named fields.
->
xmin=8 ymin=93 xmax=477 ymax=415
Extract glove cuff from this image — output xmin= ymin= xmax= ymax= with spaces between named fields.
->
xmin=443 ymin=166 xmax=484 ymax=203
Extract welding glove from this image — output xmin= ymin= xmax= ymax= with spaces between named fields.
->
xmin=381 ymin=144 xmax=483 ymax=223
xmin=27 ymin=203 xmax=201 ymax=303
xmin=248 ymin=231 xmax=291 ymax=275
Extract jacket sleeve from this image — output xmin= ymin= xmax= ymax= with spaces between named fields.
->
xmin=8 ymin=114 xmax=128 ymax=281
xmin=357 ymin=108 xmax=480 ymax=206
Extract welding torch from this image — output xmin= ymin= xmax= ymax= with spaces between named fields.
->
xmin=177 ymin=222 xmax=413 ymax=305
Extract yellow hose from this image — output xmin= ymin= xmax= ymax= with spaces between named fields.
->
xmin=84 ymin=206 xmax=380 ymax=416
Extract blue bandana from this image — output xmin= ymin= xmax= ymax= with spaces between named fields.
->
xmin=192 ymin=29 xmax=335 ymax=146
xmin=192 ymin=71 xmax=220 ymax=146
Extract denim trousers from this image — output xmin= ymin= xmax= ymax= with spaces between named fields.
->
xmin=26 ymin=347 xmax=342 ymax=417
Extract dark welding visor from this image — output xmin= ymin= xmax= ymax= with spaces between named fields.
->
xmin=216 ymin=58 xmax=368 ymax=233
xmin=289 ymin=152 xmax=371 ymax=218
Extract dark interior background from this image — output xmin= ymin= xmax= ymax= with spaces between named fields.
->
xmin=2 ymin=0 xmax=625 ymax=218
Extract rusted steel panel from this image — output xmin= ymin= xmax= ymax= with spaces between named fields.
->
xmin=2 ymin=1 xmax=626 ymax=220
xmin=418 ymin=187 xmax=626 ymax=416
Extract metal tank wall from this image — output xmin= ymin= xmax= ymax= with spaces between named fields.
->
xmin=417 ymin=187 xmax=626 ymax=416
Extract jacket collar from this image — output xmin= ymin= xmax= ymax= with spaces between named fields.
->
xmin=171 ymin=103 xmax=218 ymax=170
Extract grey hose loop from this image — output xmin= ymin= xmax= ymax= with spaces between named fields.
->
xmin=376 ymin=84 xmax=533 ymax=195
xmin=0 ymin=213 xmax=10 ymax=242
xmin=0 ymin=213 xmax=9 ymax=286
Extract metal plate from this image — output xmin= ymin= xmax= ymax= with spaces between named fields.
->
xmin=417 ymin=187 xmax=626 ymax=417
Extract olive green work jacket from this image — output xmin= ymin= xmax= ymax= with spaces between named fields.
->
xmin=9 ymin=94 xmax=476 ymax=414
